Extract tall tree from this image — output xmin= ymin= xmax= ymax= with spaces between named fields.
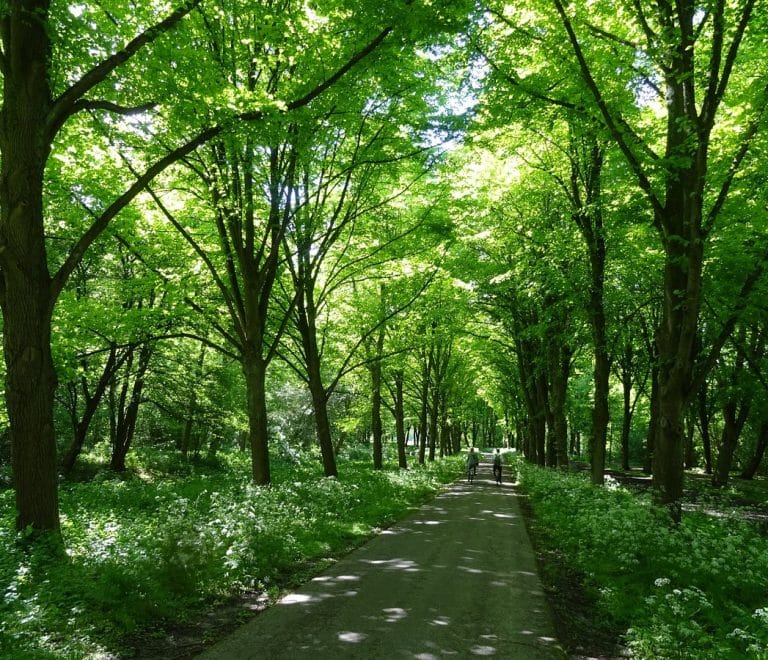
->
xmin=481 ymin=0 xmax=768 ymax=516
xmin=0 ymin=0 xmax=402 ymax=534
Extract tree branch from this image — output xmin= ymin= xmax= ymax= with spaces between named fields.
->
xmin=68 ymin=99 xmax=157 ymax=116
xmin=551 ymin=0 xmax=665 ymax=225
xmin=689 ymin=247 xmax=768 ymax=397
xmin=703 ymin=86 xmax=768 ymax=236
xmin=49 ymin=24 xmax=394 ymax=308
xmin=47 ymin=0 xmax=201 ymax=141
xmin=702 ymin=0 xmax=757 ymax=132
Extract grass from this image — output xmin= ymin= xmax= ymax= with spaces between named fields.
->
xmin=515 ymin=460 xmax=768 ymax=659
xmin=0 ymin=447 xmax=463 ymax=659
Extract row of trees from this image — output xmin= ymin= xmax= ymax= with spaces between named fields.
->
xmin=2 ymin=0 xmax=768 ymax=540
xmin=457 ymin=0 xmax=768 ymax=518
xmin=0 ymin=0 xmax=500 ymax=539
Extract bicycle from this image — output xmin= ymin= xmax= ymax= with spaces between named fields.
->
xmin=467 ymin=464 xmax=477 ymax=483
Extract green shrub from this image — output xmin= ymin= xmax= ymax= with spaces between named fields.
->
xmin=0 ymin=452 xmax=462 ymax=658
xmin=516 ymin=462 xmax=768 ymax=658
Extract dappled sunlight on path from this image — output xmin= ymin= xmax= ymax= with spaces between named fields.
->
xmin=198 ymin=463 xmax=564 ymax=659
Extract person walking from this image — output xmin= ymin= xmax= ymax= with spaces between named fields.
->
xmin=467 ymin=447 xmax=480 ymax=483
xmin=492 ymin=448 xmax=502 ymax=485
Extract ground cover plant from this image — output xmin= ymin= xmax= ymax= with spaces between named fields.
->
xmin=0 ymin=449 xmax=463 ymax=658
xmin=517 ymin=462 xmax=768 ymax=658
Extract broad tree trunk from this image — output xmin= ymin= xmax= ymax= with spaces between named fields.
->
xmin=0 ymin=0 xmax=59 ymax=534
xmin=243 ymin=353 xmax=271 ymax=484
xmin=4 ymin=287 xmax=59 ymax=533
xmin=652 ymin=226 xmax=703 ymax=517
xmin=452 ymin=423 xmax=462 ymax=454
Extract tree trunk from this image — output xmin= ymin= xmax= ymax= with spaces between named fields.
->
xmin=534 ymin=371 xmax=548 ymax=466
xmin=243 ymin=352 xmax=271 ymax=484
xmin=644 ymin=356 xmax=659 ymax=474
xmin=569 ymin=133 xmax=609 ymax=485
xmin=180 ymin=343 xmax=206 ymax=457
xmin=61 ymin=345 xmax=120 ymax=473
xmin=550 ymin=0 xmax=762 ymax=518
xmin=591 ymin=330 xmax=610 ymax=483
xmin=548 ymin=339 xmax=571 ymax=469
xmin=684 ymin=410 xmax=697 ymax=469
xmin=0 ymin=0 xmax=60 ymax=535
xmin=620 ymin=364 xmax=632 ymax=472
xmin=392 ymin=370 xmax=407 ymax=469
xmin=712 ymin=400 xmax=750 ymax=488
xmin=740 ymin=421 xmax=768 ymax=480
xmin=370 ymin=356 xmax=384 ymax=470
xmin=293 ymin=270 xmax=337 ymax=477
xmin=698 ymin=386 xmax=713 ymax=474
xmin=368 ymin=314 xmax=386 ymax=470
xmin=417 ymin=353 xmax=429 ymax=465
xmin=306 ymin=349 xmax=337 ymax=477
xmin=110 ymin=343 xmax=152 ymax=471
xmin=428 ymin=382 xmax=439 ymax=462
xmin=653 ymin=226 xmax=703 ymax=517
xmin=439 ymin=402 xmax=450 ymax=458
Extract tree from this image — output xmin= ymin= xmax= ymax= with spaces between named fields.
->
xmin=278 ymin=84 xmax=443 ymax=475
xmin=0 ymin=0 xmax=403 ymax=534
xmin=481 ymin=0 xmax=768 ymax=516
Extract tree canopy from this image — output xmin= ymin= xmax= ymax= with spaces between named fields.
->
xmin=1 ymin=0 xmax=768 ymax=539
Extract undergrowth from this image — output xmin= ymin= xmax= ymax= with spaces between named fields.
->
xmin=516 ymin=462 xmax=768 ymax=659
xmin=0 ymin=449 xmax=462 ymax=658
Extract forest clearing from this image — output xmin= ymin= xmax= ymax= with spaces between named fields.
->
xmin=2 ymin=0 xmax=768 ymax=657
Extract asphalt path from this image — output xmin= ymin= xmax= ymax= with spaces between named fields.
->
xmin=197 ymin=460 xmax=564 ymax=659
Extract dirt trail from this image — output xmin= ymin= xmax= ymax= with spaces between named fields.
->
xmin=197 ymin=461 xmax=565 ymax=659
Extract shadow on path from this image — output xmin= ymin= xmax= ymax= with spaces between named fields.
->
xmin=197 ymin=464 xmax=565 ymax=659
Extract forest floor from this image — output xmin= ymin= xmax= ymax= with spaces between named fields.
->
xmin=517 ymin=493 xmax=630 ymax=660
xmin=126 ymin=463 xmax=568 ymax=659
xmin=122 ymin=465 xmax=768 ymax=659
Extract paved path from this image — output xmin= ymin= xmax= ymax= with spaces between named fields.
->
xmin=198 ymin=462 xmax=564 ymax=659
